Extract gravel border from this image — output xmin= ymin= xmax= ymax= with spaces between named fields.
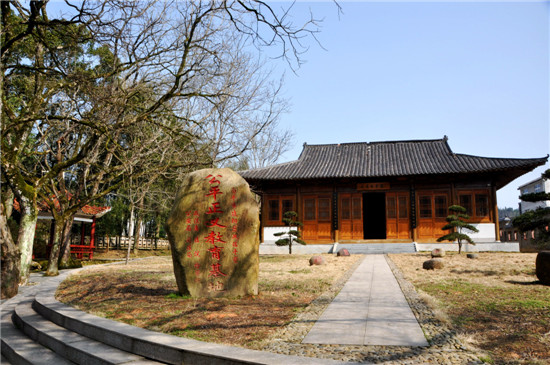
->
xmin=260 ymin=254 xmax=490 ymax=364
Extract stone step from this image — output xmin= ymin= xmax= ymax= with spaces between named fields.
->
xmin=1 ymin=307 xmax=74 ymax=365
xmin=13 ymin=300 xmax=163 ymax=365
xmin=33 ymin=294 xmax=343 ymax=365
xmin=32 ymin=295 xmax=184 ymax=364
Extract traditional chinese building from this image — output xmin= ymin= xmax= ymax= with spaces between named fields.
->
xmin=240 ymin=137 xmax=547 ymax=244
xmin=14 ymin=198 xmax=111 ymax=259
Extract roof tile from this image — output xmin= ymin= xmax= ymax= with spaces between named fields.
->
xmin=240 ymin=138 xmax=548 ymax=183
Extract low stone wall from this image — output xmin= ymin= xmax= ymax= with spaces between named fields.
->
xmin=415 ymin=242 xmax=519 ymax=252
xmin=259 ymin=242 xmax=336 ymax=255
xmin=518 ymin=227 xmax=550 ymax=252
xmin=260 ymin=242 xmax=520 ymax=254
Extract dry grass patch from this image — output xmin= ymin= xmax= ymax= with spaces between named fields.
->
xmin=389 ymin=252 xmax=550 ymax=365
xmin=56 ymin=254 xmax=361 ymax=349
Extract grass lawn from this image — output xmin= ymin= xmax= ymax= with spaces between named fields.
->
xmin=56 ymin=253 xmax=361 ymax=349
xmin=389 ymin=252 xmax=550 ymax=365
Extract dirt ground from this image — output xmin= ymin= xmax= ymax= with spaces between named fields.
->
xmin=389 ymin=252 xmax=550 ymax=365
xmin=56 ymin=251 xmax=549 ymax=364
xmin=56 ymin=254 xmax=361 ymax=349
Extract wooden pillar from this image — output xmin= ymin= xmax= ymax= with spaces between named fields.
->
xmin=332 ymin=187 xmax=338 ymax=243
xmin=296 ymin=184 xmax=302 ymax=226
xmin=451 ymin=182 xmax=457 ymax=206
xmin=410 ymin=184 xmax=417 ymax=242
xmin=492 ymin=185 xmax=500 ymax=242
xmin=258 ymin=194 xmax=263 ymax=244
xmin=89 ymin=217 xmax=96 ymax=259
xmin=90 ymin=217 xmax=96 ymax=248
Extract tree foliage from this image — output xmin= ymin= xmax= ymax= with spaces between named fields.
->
xmin=436 ymin=205 xmax=479 ymax=254
xmin=273 ymin=211 xmax=306 ymax=254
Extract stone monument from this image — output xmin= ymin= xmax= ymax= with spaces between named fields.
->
xmin=166 ymin=168 xmax=260 ymax=297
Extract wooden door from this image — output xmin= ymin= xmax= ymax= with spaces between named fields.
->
xmin=417 ymin=191 xmax=450 ymax=241
xmin=302 ymin=195 xmax=332 ymax=242
xmin=386 ymin=193 xmax=410 ymax=239
xmin=302 ymin=197 xmax=317 ymax=241
xmin=339 ymin=193 xmax=363 ymax=240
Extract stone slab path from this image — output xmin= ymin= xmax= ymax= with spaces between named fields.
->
xmin=302 ymin=255 xmax=429 ymax=347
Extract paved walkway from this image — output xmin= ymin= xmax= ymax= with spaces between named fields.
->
xmin=302 ymin=255 xmax=429 ymax=347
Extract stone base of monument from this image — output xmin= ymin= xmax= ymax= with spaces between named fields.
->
xmin=166 ymin=168 xmax=260 ymax=297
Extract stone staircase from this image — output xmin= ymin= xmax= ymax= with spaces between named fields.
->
xmin=1 ymin=270 xmax=343 ymax=365
xmin=337 ymin=243 xmax=417 ymax=255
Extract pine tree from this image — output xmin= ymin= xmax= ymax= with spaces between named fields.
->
xmin=437 ymin=205 xmax=479 ymax=254
xmin=513 ymin=169 xmax=550 ymax=247
xmin=273 ymin=211 xmax=306 ymax=254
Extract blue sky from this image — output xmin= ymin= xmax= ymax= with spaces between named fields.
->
xmin=268 ymin=1 xmax=549 ymax=209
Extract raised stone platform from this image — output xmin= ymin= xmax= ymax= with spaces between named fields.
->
xmin=415 ymin=242 xmax=519 ymax=253
xmin=259 ymin=241 xmax=519 ymax=255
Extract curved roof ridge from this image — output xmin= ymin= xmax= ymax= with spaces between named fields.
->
xmin=302 ymin=138 xmax=448 ymax=148
xmin=453 ymin=152 xmax=549 ymax=161
xmin=302 ymin=141 xmax=368 ymax=148
xmin=368 ymin=137 xmax=446 ymax=145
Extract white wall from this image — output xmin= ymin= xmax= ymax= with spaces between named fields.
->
xmin=467 ymin=223 xmax=496 ymax=242
xmin=263 ymin=226 xmax=297 ymax=243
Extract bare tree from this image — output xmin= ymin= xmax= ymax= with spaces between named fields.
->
xmin=1 ymin=0 xmax=320 ymax=294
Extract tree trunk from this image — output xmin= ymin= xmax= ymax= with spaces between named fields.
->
xmin=154 ymin=213 xmax=160 ymax=250
xmin=128 ymin=204 xmax=135 ymax=239
xmin=59 ymin=216 xmax=75 ymax=268
xmin=45 ymin=219 xmax=65 ymax=276
xmin=133 ymin=218 xmax=142 ymax=255
xmin=1 ymin=203 xmax=20 ymax=299
xmin=125 ymin=203 xmax=136 ymax=264
xmin=289 ymin=236 xmax=292 ymax=254
xmin=125 ymin=235 xmax=132 ymax=265
xmin=2 ymin=188 xmax=14 ymax=219
xmin=17 ymin=197 xmax=38 ymax=285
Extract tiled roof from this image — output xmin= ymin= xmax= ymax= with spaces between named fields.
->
xmin=13 ymin=198 xmax=111 ymax=218
xmin=240 ymin=137 xmax=547 ymax=184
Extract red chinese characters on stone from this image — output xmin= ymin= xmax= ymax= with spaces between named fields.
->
xmin=209 ymin=262 xmax=226 ymax=278
xmin=206 ymin=202 xmax=223 ymax=215
xmin=206 ymin=186 xmax=223 ymax=201
xmin=186 ymin=244 xmax=200 ymax=258
xmin=206 ymin=174 xmax=222 ymax=185
xmin=209 ymin=281 xmax=225 ymax=291
xmin=204 ymin=231 xmax=225 ymax=245
xmin=203 ymin=174 xmax=228 ymax=291
xmin=208 ymin=245 xmax=223 ymax=260
xmin=207 ymin=217 xmax=226 ymax=228
xmin=183 ymin=209 xmax=202 ymax=283
xmin=230 ymin=188 xmax=239 ymax=263
xmin=185 ymin=211 xmax=200 ymax=232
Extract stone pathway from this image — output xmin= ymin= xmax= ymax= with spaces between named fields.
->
xmin=262 ymin=255 xmax=487 ymax=364
xmin=303 ymin=255 xmax=428 ymax=347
